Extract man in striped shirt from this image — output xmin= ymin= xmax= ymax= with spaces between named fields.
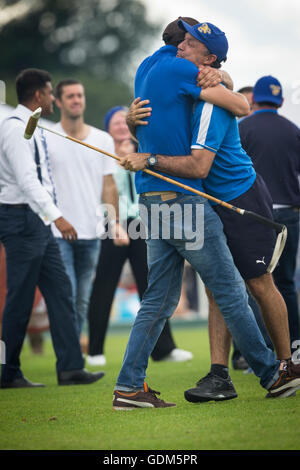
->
xmin=178 ymin=20 xmax=292 ymax=402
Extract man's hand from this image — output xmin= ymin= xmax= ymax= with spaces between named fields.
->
xmin=197 ymin=66 xmax=222 ymax=89
xmin=112 ymin=222 xmax=130 ymax=246
xmin=54 ymin=216 xmax=77 ymax=240
xmin=126 ymin=97 xmax=152 ymax=128
xmin=120 ymin=153 xmax=149 ymax=172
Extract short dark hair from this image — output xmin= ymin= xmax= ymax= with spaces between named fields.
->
xmin=210 ymin=60 xmax=222 ymax=69
xmin=16 ymin=68 xmax=51 ymax=104
xmin=237 ymin=86 xmax=253 ymax=94
xmin=162 ymin=17 xmax=199 ymax=47
xmin=201 ymin=45 xmax=222 ymax=69
xmin=256 ymin=101 xmax=280 ymax=109
xmin=55 ymin=79 xmax=83 ymax=100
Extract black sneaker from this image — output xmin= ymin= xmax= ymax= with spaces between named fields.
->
xmin=113 ymin=382 xmax=176 ymax=410
xmin=184 ymin=372 xmax=238 ymax=403
xmin=266 ymin=360 xmax=300 ymax=398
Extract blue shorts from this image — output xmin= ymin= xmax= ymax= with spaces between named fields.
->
xmin=213 ymin=174 xmax=277 ymax=280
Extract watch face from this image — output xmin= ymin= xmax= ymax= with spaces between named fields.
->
xmin=149 ymin=157 xmax=156 ymax=164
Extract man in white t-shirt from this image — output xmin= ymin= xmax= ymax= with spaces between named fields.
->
xmin=47 ymin=79 xmax=123 ymax=337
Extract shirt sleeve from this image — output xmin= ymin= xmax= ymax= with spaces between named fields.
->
xmin=174 ymin=58 xmax=202 ymax=101
xmin=2 ymin=120 xmax=62 ymax=224
xmin=191 ymin=103 xmax=230 ymax=153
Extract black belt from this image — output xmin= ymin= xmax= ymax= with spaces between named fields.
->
xmin=0 ymin=203 xmax=29 ymax=209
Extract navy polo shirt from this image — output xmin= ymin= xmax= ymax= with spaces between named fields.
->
xmin=134 ymin=45 xmax=203 ymax=194
xmin=239 ymin=110 xmax=300 ymax=206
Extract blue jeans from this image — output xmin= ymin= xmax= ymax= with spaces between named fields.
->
xmin=56 ymin=238 xmax=101 ymax=336
xmin=116 ymin=194 xmax=279 ymax=391
xmin=273 ymin=207 xmax=300 ymax=348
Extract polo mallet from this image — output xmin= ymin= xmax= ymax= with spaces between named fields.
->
xmin=24 ymin=108 xmax=287 ymax=273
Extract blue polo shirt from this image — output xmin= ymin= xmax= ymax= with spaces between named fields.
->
xmin=239 ymin=110 xmax=300 ymax=207
xmin=134 ymin=45 xmax=203 ymax=194
xmin=191 ymin=101 xmax=256 ymax=202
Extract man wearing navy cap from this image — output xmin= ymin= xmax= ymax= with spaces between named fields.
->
xmin=178 ymin=20 xmax=228 ymax=63
xmin=176 ymin=21 xmax=292 ymax=402
xmin=239 ymin=75 xmax=300 ymax=353
xmin=117 ymin=20 xmax=300 ymax=406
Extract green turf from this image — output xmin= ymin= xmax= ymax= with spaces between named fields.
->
xmin=0 ymin=326 xmax=299 ymax=450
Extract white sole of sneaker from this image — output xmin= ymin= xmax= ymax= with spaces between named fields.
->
xmin=269 ymin=379 xmax=300 ymax=398
xmin=279 ymin=387 xmax=299 ymax=398
xmin=114 ymin=398 xmax=155 ymax=408
xmin=113 ymin=407 xmax=136 ymax=411
xmin=113 ymin=405 xmax=176 ymax=410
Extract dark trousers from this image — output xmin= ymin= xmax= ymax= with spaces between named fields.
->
xmin=88 ymin=227 xmax=176 ymax=360
xmin=0 ymin=206 xmax=84 ymax=384
xmin=273 ymin=207 xmax=300 ymax=349
xmin=233 ymin=207 xmax=300 ymax=361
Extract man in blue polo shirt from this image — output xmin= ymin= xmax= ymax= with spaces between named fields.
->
xmin=184 ymin=66 xmax=290 ymax=403
xmin=239 ymin=75 xmax=300 ymax=353
xmin=111 ymin=19 xmax=300 ymax=410
xmin=121 ymin=20 xmax=300 ymax=403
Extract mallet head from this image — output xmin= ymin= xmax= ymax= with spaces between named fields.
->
xmin=24 ymin=107 xmax=42 ymax=139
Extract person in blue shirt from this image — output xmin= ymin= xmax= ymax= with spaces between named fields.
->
xmin=112 ymin=18 xmax=300 ymax=410
xmin=121 ymin=20 xmax=300 ymax=404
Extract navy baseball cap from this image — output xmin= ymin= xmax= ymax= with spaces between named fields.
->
xmin=253 ymin=76 xmax=283 ymax=106
xmin=177 ymin=20 xmax=228 ymax=62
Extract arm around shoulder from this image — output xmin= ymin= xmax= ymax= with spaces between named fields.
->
xmin=200 ymin=85 xmax=250 ymax=117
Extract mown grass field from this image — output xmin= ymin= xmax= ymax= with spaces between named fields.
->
xmin=0 ymin=325 xmax=299 ymax=451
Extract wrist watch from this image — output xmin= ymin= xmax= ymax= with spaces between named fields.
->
xmin=147 ymin=154 xmax=158 ymax=167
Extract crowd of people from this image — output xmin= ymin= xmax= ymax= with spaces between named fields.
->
xmin=0 ymin=16 xmax=300 ymax=408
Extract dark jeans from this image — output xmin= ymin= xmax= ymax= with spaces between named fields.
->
xmin=0 ymin=206 xmax=84 ymax=384
xmin=273 ymin=207 xmax=300 ymax=349
xmin=88 ymin=221 xmax=176 ymax=360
